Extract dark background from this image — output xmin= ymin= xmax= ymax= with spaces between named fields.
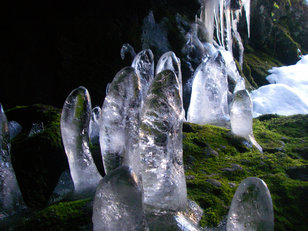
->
xmin=0 ymin=0 xmax=199 ymax=109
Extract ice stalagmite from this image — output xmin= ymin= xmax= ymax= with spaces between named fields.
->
xmin=89 ymin=106 xmax=101 ymax=144
xmin=120 ymin=43 xmax=136 ymax=60
xmin=100 ymin=67 xmax=142 ymax=176
xmin=0 ymin=104 xmax=24 ymax=218
xmin=92 ymin=166 xmax=145 ymax=231
xmin=131 ymin=49 xmax=154 ymax=99
xmin=187 ymin=55 xmax=229 ymax=126
xmin=156 ymin=51 xmax=182 ymax=98
xmin=227 ymin=177 xmax=274 ymax=231
xmin=230 ymin=90 xmax=263 ymax=152
xmin=139 ymin=70 xmax=187 ymax=212
xmin=156 ymin=51 xmax=182 ymax=84
xmin=60 ymin=86 xmax=101 ymax=195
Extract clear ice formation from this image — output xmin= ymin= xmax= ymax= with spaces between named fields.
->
xmin=227 ymin=177 xmax=274 ymax=231
xmin=156 ymin=51 xmax=182 ymax=91
xmin=48 ymin=170 xmax=74 ymax=205
xmin=60 ymin=86 xmax=102 ymax=195
xmin=92 ymin=166 xmax=145 ymax=231
xmin=100 ymin=67 xmax=142 ymax=176
xmin=139 ymin=70 xmax=187 ymax=212
xmin=187 ymin=54 xmax=229 ymax=126
xmin=28 ymin=121 xmax=45 ymax=137
xmin=147 ymin=212 xmax=202 ymax=231
xmin=89 ymin=106 xmax=101 ymax=145
xmin=230 ymin=90 xmax=263 ymax=153
xmin=0 ymin=104 xmax=24 ymax=218
xmin=131 ymin=49 xmax=154 ymax=99
xmin=8 ymin=121 xmax=22 ymax=140
xmin=199 ymin=0 xmax=251 ymax=52
xmin=120 ymin=43 xmax=136 ymax=60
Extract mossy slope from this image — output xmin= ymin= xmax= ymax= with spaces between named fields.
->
xmin=3 ymin=113 xmax=307 ymax=230
xmin=183 ymin=115 xmax=308 ymax=230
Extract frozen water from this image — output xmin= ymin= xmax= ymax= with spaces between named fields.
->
xmin=0 ymin=104 xmax=25 ymax=218
xmin=60 ymin=86 xmax=101 ymax=195
xmin=156 ymin=51 xmax=184 ymax=118
xmin=131 ymin=49 xmax=154 ymax=99
xmin=242 ymin=0 xmax=251 ymax=38
xmin=199 ymin=0 xmax=218 ymax=44
xmin=48 ymin=170 xmax=74 ymax=205
xmin=100 ymin=67 xmax=142 ymax=177
xmin=184 ymin=199 xmax=203 ymax=225
xmin=89 ymin=106 xmax=101 ymax=144
xmin=139 ymin=70 xmax=187 ymax=212
xmin=146 ymin=211 xmax=202 ymax=231
xmin=8 ymin=121 xmax=22 ymax=140
xmin=218 ymin=49 xmax=245 ymax=92
xmin=199 ymin=0 xmax=250 ymax=60
xmin=230 ymin=90 xmax=262 ymax=152
xmin=252 ymin=55 xmax=308 ymax=117
xmin=120 ymin=43 xmax=136 ymax=60
xmin=92 ymin=166 xmax=145 ymax=231
xmin=28 ymin=121 xmax=44 ymax=137
xmin=227 ymin=177 xmax=274 ymax=231
xmin=187 ymin=55 xmax=229 ymax=126
xmin=156 ymin=51 xmax=182 ymax=87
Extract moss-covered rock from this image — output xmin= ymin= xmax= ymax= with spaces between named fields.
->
xmin=13 ymin=199 xmax=92 ymax=231
xmin=243 ymin=46 xmax=283 ymax=87
xmin=6 ymin=104 xmax=68 ymax=208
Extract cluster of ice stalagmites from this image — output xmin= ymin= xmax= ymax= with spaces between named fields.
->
xmin=0 ymin=104 xmax=25 ymax=218
xmin=227 ymin=177 xmax=274 ymax=231
xmin=92 ymin=50 xmax=207 ymax=231
xmin=186 ymin=48 xmax=262 ymax=151
xmin=187 ymin=53 xmax=229 ymax=126
xmin=60 ymin=86 xmax=102 ymax=196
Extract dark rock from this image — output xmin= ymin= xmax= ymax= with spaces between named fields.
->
xmin=193 ymin=138 xmax=208 ymax=148
xmin=293 ymin=147 xmax=308 ymax=160
xmin=228 ymin=182 xmax=236 ymax=188
xmin=205 ymin=147 xmax=219 ymax=157
xmin=286 ymin=166 xmax=308 ymax=181
xmin=206 ymin=179 xmax=222 ymax=188
xmin=7 ymin=105 xmax=67 ymax=208
xmin=186 ymin=175 xmax=195 ymax=181
xmin=222 ymin=164 xmax=243 ymax=173
xmin=183 ymin=123 xmax=194 ymax=133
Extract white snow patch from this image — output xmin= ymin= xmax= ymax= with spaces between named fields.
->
xmin=251 ymin=55 xmax=308 ymax=117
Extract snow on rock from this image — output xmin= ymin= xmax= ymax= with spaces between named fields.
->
xmin=252 ymin=55 xmax=308 ymax=117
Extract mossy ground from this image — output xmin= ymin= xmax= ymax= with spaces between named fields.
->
xmin=2 ymin=111 xmax=307 ymax=230
xmin=13 ymin=199 xmax=92 ymax=231
xmin=183 ymin=115 xmax=308 ymax=230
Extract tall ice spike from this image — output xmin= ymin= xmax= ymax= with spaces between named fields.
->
xmin=60 ymin=86 xmax=101 ymax=196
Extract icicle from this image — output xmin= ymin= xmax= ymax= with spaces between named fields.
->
xmin=219 ymin=0 xmax=224 ymax=47
xmin=224 ymin=2 xmax=232 ymax=53
xmin=200 ymin=0 xmax=217 ymax=43
xmin=242 ymin=0 xmax=251 ymax=38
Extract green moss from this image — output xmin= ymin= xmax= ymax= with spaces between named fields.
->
xmin=183 ymin=116 xmax=308 ymax=230
xmin=14 ymin=199 xmax=92 ymax=231
xmin=243 ymin=46 xmax=283 ymax=87
xmin=4 ymin=106 xmax=307 ymax=230
xmin=6 ymin=105 xmax=67 ymax=208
